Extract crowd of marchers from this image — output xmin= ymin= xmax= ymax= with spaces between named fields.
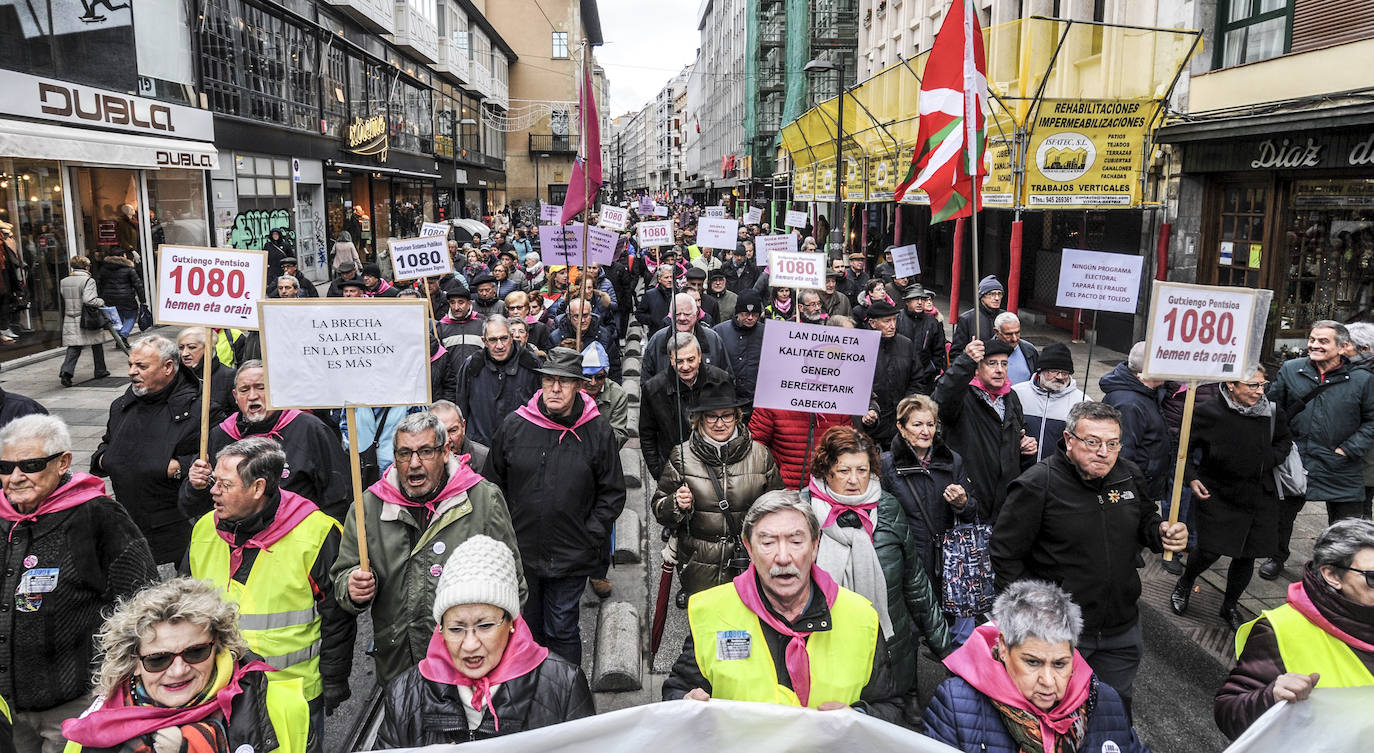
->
xmin=0 ymin=203 xmax=1369 ymax=753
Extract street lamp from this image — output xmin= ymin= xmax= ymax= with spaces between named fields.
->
xmin=803 ymin=56 xmax=844 ymax=255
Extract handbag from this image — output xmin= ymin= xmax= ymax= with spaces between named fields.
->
xmin=136 ymin=304 xmax=153 ymax=331
xmin=901 ymin=476 xmax=995 ymax=616
xmin=705 ymin=464 xmax=751 ymax=575
xmin=79 ymin=303 xmax=106 ymax=330
xmin=356 ymin=408 xmax=392 ymax=489
xmin=1269 ymin=413 xmax=1307 ymax=498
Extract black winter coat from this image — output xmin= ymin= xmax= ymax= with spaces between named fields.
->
xmin=950 ymin=303 xmax=1002 ymax=355
xmin=548 ymin=312 xmax=621 ymax=381
xmin=1099 ymin=362 xmax=1170 ymax=500
xmin=1185 ymin=398 xmax=1291 ymax=558
xmin=378 ymin=653 xmax=594 ymax=746
xmin=897 ymin=308 xmax=947 ymax=382
xmin=713 ymin=317 xmax=765 ymax=400
xmin=868 ymin=334 xmax=928 ymax=447
xmin=721 ymin=258 xmax=759 ymax=294
xmin=639 ymin=364 xmax=735 ymax=481
xmin=456 ymin=349 xmax=542 ymax=447
xmin=0 ymin=387 xmax=46 ymax=430
xmin=203 ymin=360 xmax=237 ymax=427
xmin=932 ymin=354 xmax=1027 ymax=520
xmin=429 ymin=339 xmax=464 ymax=404
xmin=635 ymin=284 xmax=676 ymax=333
xmin=880 ymin=436 xmax=979 ymax=588
xmin=96 ymin=255 xmax=143 ymax=313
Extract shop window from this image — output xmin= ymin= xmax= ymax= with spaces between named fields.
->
xmin=0 ymin=160 xmax=68 ymax=343
xmin=1216 ymin=184 xmax=1267 ymax=290
xmin=552 ymin=31 xmax=569 ymax=59
xmin=200 ymin=0 xmax=320 ymax=131
xmin=1279 ymin=179 xmax=1374 ymax=333
xmin=1215 ymin=0 xmax=1292 ymax=69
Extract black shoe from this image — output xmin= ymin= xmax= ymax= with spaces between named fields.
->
xmin=60 ymin=374 xmax=72 ymax=388
xmin=1220 ymin=603 xmax=1245 ymax=632
xmin=1162 ymin=556 xmax=1185 ymax=576
xmin=675 ymin=588 xmax=688 ymax=609
xmin=93 ymin=371 xmax=110 ymax=379
xmin=1170 ymin=578 xmax=1193 ymax=615
xmin=1259 ymin=558 xmax=1285 ymax=580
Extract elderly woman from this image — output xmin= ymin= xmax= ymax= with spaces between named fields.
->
xmin=0 ymin=415 xmax=155 ymax=753
xmin=924 ymin=581 xmax=1149 ymax=753
xmin=58 ymin=256 xmax=109 ymax=387
xmin=803 ymin=426 xmax=952 ymax=725
xmin=379 ymin=535 xmax=593 ymax=745
xmin=1172 ymin=364 xmax=1291 ymax=629
xmin=62 ymin=578 xmax=308 ymax=753
xmin=1215 ymin=518 xmax=1374 ymax=739
xmin=652 ymin=385 xmax=784 ymax=599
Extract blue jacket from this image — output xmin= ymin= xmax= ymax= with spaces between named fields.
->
xmin=923 ymin=675 xmax=1151 ymax=753
xmin=1099 ymin=362 xmax=1170 ymax=500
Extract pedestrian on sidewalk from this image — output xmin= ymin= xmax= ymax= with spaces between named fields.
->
xmin=58 ymin=256 xmax=109 ymax=387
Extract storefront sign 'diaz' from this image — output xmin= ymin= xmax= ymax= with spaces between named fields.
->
xmin=346 ymin=115 xmax=388 ymax=161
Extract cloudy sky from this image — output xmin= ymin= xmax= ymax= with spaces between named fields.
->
xmin=595 ymin=0 xmax=700 ymax=116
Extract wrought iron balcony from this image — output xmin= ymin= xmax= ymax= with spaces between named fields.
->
xmin=529 ymin=133 xmax=578 ymax=155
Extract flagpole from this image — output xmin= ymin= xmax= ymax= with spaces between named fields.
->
xmin=576 ymin=41 xmax=591 ymax=352
xmin=964 ymin=0 xmax=982 ymax=343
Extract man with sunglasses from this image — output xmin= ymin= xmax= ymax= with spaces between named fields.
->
xmin=992 ymin=400 xmax=1188 ymax=719
xmin=185 ymin=437 xmax=354 ymax=751
xmin=333 ymin=411 xmax=523 ymax=686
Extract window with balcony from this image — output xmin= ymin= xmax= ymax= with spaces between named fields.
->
xmin=553 ymin=31 xmax=569 ymax=59
xmin=1216 ymin=0 xmax=1292 ymax=68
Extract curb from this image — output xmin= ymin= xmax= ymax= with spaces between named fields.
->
xmin=613 ymin=508 xmax=642 ymax=564
xmin=591 ymin=601 xmax=643 ymax=691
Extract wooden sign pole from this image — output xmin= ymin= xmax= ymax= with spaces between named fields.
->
xmin=200 ymin=327 xmax=213 ymax=461
xmin=347 ymin=404 xmax=370 ymax=572
xmin=1163 ymin=379 xmax=1197 ymax=562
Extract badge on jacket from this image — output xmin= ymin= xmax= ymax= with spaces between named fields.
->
xmin=716 ymin=630 xmax=750 ymax=660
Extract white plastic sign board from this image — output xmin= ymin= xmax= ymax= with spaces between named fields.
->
xmin=705 ymin=206 xmax=726 ymax=218
xmin=259 ymin=299 xmax=431 ymax=409
xmin=1142 ymin=281 xmax=1267 ymax=382
xmin=756 ymin=234 xmax=797 ymax=267
xmin=156 ymin=245 xmax=267 ymax=330
xmin=598 ymin=205 xmax=628 ymax=231
xmin=537 ymin=223 xmax=617 ymax=266
xmin=637 ymin=220 xmax=674 ymax=248
xmin=653 ymin=205 xmax=669 ymax=217
xmin=419 ymin=222 xmax=449 ymax=237
xmin=697 ymin=216 xmax=739 ymax=250
xmin=784 ymin=210 xmax=807 ymax=228
xmin=388 ymin=235 xmax=452 ymax=282
xmin=745 ymin=207 xmax=763 ymax=225
xmin=539 ymin=202 xmax=561 ymax=223
xmin=1055 ymin=248 xmax=1144 ymax=314
xmin=890 ymin=244 xmax=921 ymax=278
xmin=754 ymin=321 xmax=880 ymax=416
xmin=768 ymin=250 xmax=826 ymax=290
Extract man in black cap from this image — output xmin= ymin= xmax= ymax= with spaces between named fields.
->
xmin=278 ymin=257 xmax=319 ymax=297
xmin=860 ymin=299 xmax=928 ymax=446
xmin=820 ymin=270 xmax=853 ymax=318
xmin=436 ymin=282 xmax=486 ymax=364
xmin=951 ymin=274 xmax=1006 ymax=354
xmin=705 ymin=268 xmax=737 ymax=321
xmin=640 ymin=332 xmax=737 ymax=482
xmin=326 ymin=260 xmax=362 ymax=297
xmin=897 ymin=284 xmax=947 ymax=384
xmin=715 ymin=290 xmax=766 ymax=410
xmin=1011 ymin=342 xmax=1084 ymax=464
xmin=337 ymin=277 xmax=367 ymax=297
xmin=722 ymin=244 xmax=758 ymax=294
xmin=933 ymin=338 xmax=1038 ymax=519
xmin=683 ymin=266 xmax=720 ymax=324
xmin=471 ymin=272 xmax=506 ymax=318
xmin=488 ymin=347 xmax=626 ymax=664
xmin=360 ymin=263 xmax=399 ymax=297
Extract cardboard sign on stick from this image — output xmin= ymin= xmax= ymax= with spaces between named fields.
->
xmin=637 ymin=220 xmax=674 ymax=248
xmin=696 ymin=217 xmax=739 ymax=250
xmin=538 ymin=224 xmax=616 ymax=266
xmin=890 ymin=244 xmax=921 ymax=279
xmin=704 ymin=206 xmax=726 ymax=218
xmin=388 ymin=235 xmax=453 ymax=282
xmin=754 ymin=321 xmax=880 ymax=416
xmin=784 ymin=210 xmax=807 ymax=228
xmin=156 ymin=245 xmax=267 ymax=330
xmin=419 ymin=222 xmax=450 ymax=238
xmin=1055 ymin=248 xmax=1144 ymax=314
xmin=1142 ymin=281 xmax=1270 ymax=382
xmin=767 ymin=251 xmax=827 ymax=290
xmin=744 ymin=207 xmax=763 ymax=225
xmin=599 ymin=205 xmax=629 ymax=231
xmin=756 ymin=234 xmax=797 ymax=267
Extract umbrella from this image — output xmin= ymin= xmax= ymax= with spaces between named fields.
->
xmin=650 ymin=536 xmax=679 ymax=656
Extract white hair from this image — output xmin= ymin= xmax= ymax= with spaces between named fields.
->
xmin=0 ymin=414 xmax=73 ymax=456
xmin=994 ymin=311 xmax=1020 ymax=332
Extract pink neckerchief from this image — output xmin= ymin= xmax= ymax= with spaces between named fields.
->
xmin=440 ymin=312 xmax=478 ymax=324
xmin=219 ymin=410 xmax=303 ymax=441
xmin=215 ymin=491 xmax=319 ymax=574
xmin=0 ymin=473 xmax=107 ymax=541
xmin=1287 ymin=580 xmax=1374 ymax=653
xmin=969 ymin=375 xmax=1012 ymax=397
xmin=513 ymin=392 xmax=601 ymax=444
xmin=807 ymin=478 xmax=876 ymax=538
xmin=368 ymin=455 xmax=486 ymax=515
xmin=430 ymin=344 xmax=449 ymax=363
xmin=731 ymin=564 xmax=839 ymax=707
xmin=61 ymin=656 xmax=274 ymax=747
xmin=365 ymin=278 xmax=393 ymax=297
xmin=417 ymin=618 xmax=549 ymax=732
xmin=944 ymin=624 xmax=1093 ymax=753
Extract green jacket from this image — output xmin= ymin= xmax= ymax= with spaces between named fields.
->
xmin=330 ymin=458 xmax=526 ymax=685
xmin=595 ymin=378 xmax=631 ymax=449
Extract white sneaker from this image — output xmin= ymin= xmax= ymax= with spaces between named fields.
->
xmin=0 ymin=330 xmax=17 ymax=339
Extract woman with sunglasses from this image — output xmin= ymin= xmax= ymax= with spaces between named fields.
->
xmin=62 ymin=577 xmax=308 ymax=753
xmin=378 ymin=535 xmax=593 ymax=746
xmin=0 ymin=415 xmax=157 ymax=752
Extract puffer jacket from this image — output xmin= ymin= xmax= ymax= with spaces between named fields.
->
xmin=1267 ymin=356 xmax=1374 ymax=503
xmin=59 ymin=271 xmax=105 ymax=348
xmin=1011 ymin=376 xmax=1087 ymax=465
xmin=1099 ymin=362 xmax=1170 ymax=501
xmin=377 ymin=653 xmax=594 ymax=746
xmin=880 ymin=435 xmax=979 ymax=587
xmin=924 ymin=675 xmax=1149 ymax=753
xmin=747 ymin=407 xmax=853 ymax=488
xmin=96 ymin=255 xmax=143 ymax=313
xmin=869 ymin=333 xmax=929 ymax=447
xmin=651 ymin=429 xmax=783 ymax=595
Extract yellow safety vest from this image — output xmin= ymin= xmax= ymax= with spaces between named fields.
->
xmin=214 ymin=329 xmax=243 ymax=368
xmin=0 ymin=691 xmax=9 ymax=723
xmin=687 ymin=581 xmax=878 ymax=708
xmin=188 ymin=508 xmax=339 ymax=700
xmin=1237 ymin=603 xmax=1374 ymax=687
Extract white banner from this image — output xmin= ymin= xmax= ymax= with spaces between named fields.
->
xmin=890 ymin=244 xmax=921 ymax=279
xmin=756 ymin=234 xmax=797 ymax=267
xmin=155 ymin=245 xmax=267 ymax=330
xmin=637 ymin=220 xmax=674 ymax=248
xmin=1055 ymin=248 xmax=1144 ymax=314
xmin=745 ymin=206 xmax=763 ymax=225
xmin=767 ymin=250 xmax=826 ymax=290
xmin=653 ymin=205 xmax=669 ymax=217
xmin=784 ymin=210 xmax=807 ymax=228
xmin=598 ymin=205 xmax=629 ymax=231
xmin=696 ymin=217 xmax=739 ymax=251
xmin=1142 ymin=281 xmax=1266 ymax=382
xmin=388 ymin=235 xmax=453 ymax=281
xmin=259 ymin=299 xmax=431 ymax=409
xmin=419 ymin=222 xmax=450 ymax=238
xmin=1222 ymin=688 xmax=1374 ymax=753
xmin=705 ymin=206 xmax=727 ymax=218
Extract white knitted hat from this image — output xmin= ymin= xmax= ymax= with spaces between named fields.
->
xmin=431 ymin=535 xmax=522 ymax=625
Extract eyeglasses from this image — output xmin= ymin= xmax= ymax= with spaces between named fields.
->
xmin=443 ymin=619 xmax=507 ymax=639
xmin=0 ymin=452 xmax=65 ymax=475
xmin=1238 ymin=380 xmax=1270 ymax=390
xmin=138 ymin=641 xmax=215 ymax=672
xmin=395 ymin=445 xmax=444 ymax=464
xmin=1068 ymin=431 xmax=1123 ymax=452
xmin=702 ymin=411 xmax=736 ymax=425
xmin=1334 ymin=565 xmax=1374 ymax=588
xmin=484 ymin=335 xmax=512 ymax=344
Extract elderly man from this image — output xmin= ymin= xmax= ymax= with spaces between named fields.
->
xmin=429 ymin=399 xmax=488 ymax=473
xmin=488 ymin=348 xmax=626 ymax=664
xmin=0 ymin=415 xmax=155 ymax=753
xmin=436 ymin=282 xmax=486 ymax=363
xmin=640 ymin=333 xmax=737 ymax=482
xmin=636 ymin=265 xmax=679 ymax=334
xmin=91 ymin=335 xmax=202 ymax=568
xmin=470 ymin=272 xmax=506 ymax=318
xmin=860 ymin=299 xmax=927 ymax=446
xmin=992 ymin=401 xmax=1187 ymax=715
xmin=179 ymin=360 xmax=351 ymax=522
xmin=456 ymin=314 xmax=541 ymax=447
xmin=641 ymin=292 xmax=731 ymax=382
xmin=334 ymin=411 xmax=523 ymax=685
xmin=714 ymin=291 xmax=766 ymax=407
xmin=798 ymin=289 xmax=827 ymax=325
xmin=1265 ymin=321 xmax=1374 ymax=582
xmin=684 ymin=267 xmax=721 ymax=324
xmin=951 ymin=275 xmax=1005 ymax=354
xmin=337 ymin=277 xmax=367 ymax=297
xmin=722 ymin=244 xmax=758 ymax=294
xmin=843 ymin=252 xmax=870 ymax=305
xmin=325 ymin=260 xmax=362 ymax=298
xmin=273 ymin=274 xmax=304 ymax=299
xmin=185 ymin=437 xmax=354 ymax=749
xmin=1011 ymin=342 xmax=1084 ymax=463
xmin=582 ymin=342 xmax=629 ymax=449
xmin=1099 ymin=342 xmax=1170 ymax=505
xmin=279 ymin=256 xmax=319 ymax=297
xmin=992 ymin=312 xmax=1039 ymax=386
xmin=550 ymin=297 xmax=620 ymax=381
xmin=896 ymin=284 xmax=946 ymax=377
xmin=662 ymin=490 xmax=900 ymax=721
xmin=178 ymin=327 xmax=237 ymax=425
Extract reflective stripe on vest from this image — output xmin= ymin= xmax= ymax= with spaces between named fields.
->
xmin=188 ymin=509 xmax=340 ymax=700
xmin=686 ymin=580 xmax=877 ymax=708
xmin=442 ymin=333 xmax=485 ymax=349
xmin=1237 ymin=604 xmax=1374 ymax=687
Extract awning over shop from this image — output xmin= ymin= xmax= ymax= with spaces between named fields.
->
xmin=0 ymin=119 xmax=219 ymax=170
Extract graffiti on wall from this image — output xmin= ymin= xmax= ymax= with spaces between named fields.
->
xmin=228 ymin=208 xmax=293 ymax=250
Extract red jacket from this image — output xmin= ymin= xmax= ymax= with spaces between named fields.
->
xmin=748 ymin=407 xmax=853 ymax=489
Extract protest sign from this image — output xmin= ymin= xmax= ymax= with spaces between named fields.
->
xmin=387 ymin=235 xmax=452 ymax=281
xmin=890 ymin=244 xmax=921 ymax=278
xmin=156 ymin=245 xmax=267 ymax=330
xmin=537 ymin=224 xmax=580 ymax=265
xmin=756 ymin=233 xmax=797 ymax=267
xmin=744 ymin=206 xmax=763 ymax=225
xmin=539 ymin=202 xmax=561 ymax=223
xmin=1142 ymin=281 xmax=1268 ymax=382
xmin=784 ymin=210 xmax=807 ymax=228
xmin=1221 ymin=688 xmax=1374 ymax=753
xmin=637 ymin=220 xmax=674 ymax=248
xmin=704 ymin=205 xmax=726 ymax=218
xmin=767 ymin=250 xmax=826 ymax=290
xmin=637 ymin=196 xmax=654 ymax=214
xmin=585 ymin=224 xmax=619 ymax=265
xmin=754 ymin=321 xmax=880 ymax=416
xmin=1055 ymin=248 xmax=1144 ymax=314
xmin=653 ymin=205 xmax=669 ymax=217
xmin=599 ymin=205 xmax=628 ymax=231
xmin=419 ymin=222 xmax=449 ymax=237
xmin=696 ymin=216 xmax=739 ymax=250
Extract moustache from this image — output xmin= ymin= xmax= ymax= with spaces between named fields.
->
xmin=769 ymin=565 xmax=802 ymax=578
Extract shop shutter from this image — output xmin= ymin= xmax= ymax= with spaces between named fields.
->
xmin=1291 ymin=0 xmax=1374 ymax=54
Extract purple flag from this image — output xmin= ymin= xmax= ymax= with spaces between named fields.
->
xmin=559 ymin=65 xmax=602 ymax=225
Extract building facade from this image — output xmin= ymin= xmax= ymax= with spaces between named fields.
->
xmin=683 ymin=0 xmax=747 ymax=203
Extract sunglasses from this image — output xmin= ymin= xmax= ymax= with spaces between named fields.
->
xmin=138 ymin=641 xmax=215 ymax=672
xmin=0 ymin=452 xmax=64 ymax=475
xmin=1334 ymin=565 xmax=1374 ymax=588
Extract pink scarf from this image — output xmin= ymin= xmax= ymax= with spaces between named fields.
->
xmin=417 ymin=618 xmax=549 ymax=731
xmin=513 ymin=392 xmax=600 ymax=444
xmin=215 ymin=491 xmax=319 ymax=574
xmin=430 ymin=344 xmax=449 ymax=363
xmin=368 ymin=455 xmax=486 ymax=516
xmin=732 ymin=564 xmax=839 ymax=707
xmin=807 ymin=478 xmax=876 ymax=538
xmin=61 ymin=657 xmax=274 ymax=747
xmin=944 ymin=624 xmax=1093 ymax=753
xmin=0 ymin=473 xmax=106 ymax=541
xmin=219 ymin=409 xmax=302 ymax=441
xmin=970 ymin=375 xmax=1012 ymax=397
xmin=1287 ymin=580 xmax=1374 ymax=653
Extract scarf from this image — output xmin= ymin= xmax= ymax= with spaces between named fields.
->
xmin=0 ymin=472 xmax=106 ymax=541
xmin=513 ymin=392 xmax=600 ymax=443
xmin=219 ymin=410 xmax=302 ymax=441
xmin=806 ymin=478 xmax=892 ymax=640
xmin=732 ymin=564 xmax=839 ymax=707
xmin=970 ymin=374 xmax=1013 ymax=397
xmin=1219 ymin=387 xmax=1274 ymax=419
xmin=772 ymin=297 xmax=793 ymax=315
xmin=417 ymin=618 xmax=549 ymax=732
xmin=62 ymin=651 xmax=273 ymax=748
xmin=369 ymin=455 xmax=485 ymax=517
xmin=214 ymin=491 xmax=318 ymax=574
xmin=1287 ymin=579 xmax=1374 ymax=653
xmin=944 ymin=624 xmax=1093 ymax=753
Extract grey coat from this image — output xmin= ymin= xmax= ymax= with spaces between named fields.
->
xmin=60 ymin=271 xmax=106 ymax=347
